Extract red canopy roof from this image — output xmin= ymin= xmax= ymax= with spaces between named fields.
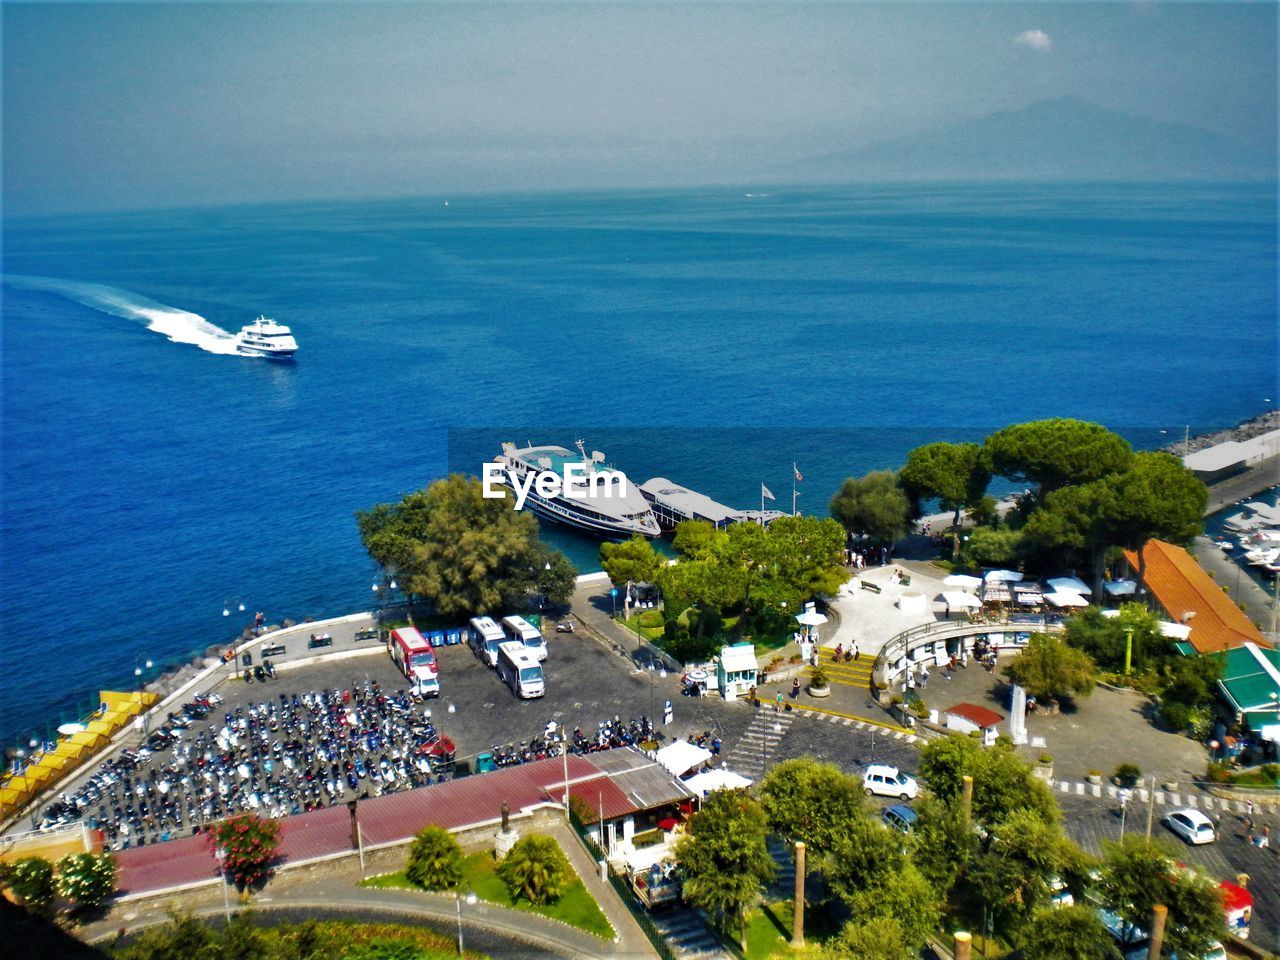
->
xmin=944 ymin=703 xmax=1004 ymax=728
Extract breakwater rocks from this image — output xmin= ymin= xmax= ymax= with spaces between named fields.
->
xmin=1169 ymin=410 xmax=1280 ymax=456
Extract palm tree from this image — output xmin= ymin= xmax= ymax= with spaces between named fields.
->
xmin=497 ymin=835 xmax=570 ymax=906
xmin=406 ymin=825 xmax=464 ymax=891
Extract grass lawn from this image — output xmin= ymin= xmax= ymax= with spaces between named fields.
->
xmin=619 ymin=614 xmax=665 ymax=642
xmin=361 ymin=850 xmax=615 ymax=941
xmin=742 ymin=900 xmax=794 ymax=959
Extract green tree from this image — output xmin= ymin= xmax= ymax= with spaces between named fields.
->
xmin=829 ymin=471 xmax=912 ymax=546
xmin=984 ymin=809 xmax=1076 ymax=928
xmin=497 ymin=835 xmax=571 ymax=906
xmin=839 ymin=863 xmax=940 ymax=958
xmin=1020 ymin=905 xmax=1119 ymax=960
xmin=1005 ymin=633 xmax=1098 ymax=702
xmin=1021 ymin=477 xmax=1123 ymax=594
xmin=910 ymin=796 xmax=974 ymax=893
xmin=55 ymin=851 xmax=117 ymax=909
xmin=532 ymin=544 xmax=578 ymax=610
xmin=356 ymin=475 xmax=577 ymax=618
xmin=405 ymin=825 xmax=464 ymax=891
xmin=826 ymin=915 xmax=914 ymax=960
xmin=962 ymin=527 xmax=1024 ymax=567
xmin=900 ymin=442 xmax=991 ymax=557
xmin=824 ymin=815 xmax=907 ymax=904
xmin=110 ymin=912 xmax=217 ymax=960
xmin=4 ymin=856 xmax=55 ymax=914
xmin=671 ymin=520 xmax=727 ymax=560
xmin=918 ymin=735 xmax=1058 ymax=828
xmin=1099 ymin=835 xmax=1225 ymax=960
xmin=211 ymin=813 xmax=282 ymax=890
xmin=599 ymin=535 xmax=663 ymax=589
xmin=717 ymin=521 xmax=774 ymax=624
xmin=1109 ymin=451 xmax=1207 ymax=583
xmin=985 ymin=419 xmax=1133 ymax=496
xmin=765 ymin=515 xmax=850 ymax=599
xmin=674 ymin=790 xmax=776 ymax=944
xmin=1063 ymin=603 xmax=1169 ymax=673
xmin=758 ymin=758 xmax=866 ymax=854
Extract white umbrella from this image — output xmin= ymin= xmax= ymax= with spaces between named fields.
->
xmin=984 ymin=569 xmax=1024 ymax=583
xmin=943 ymin=574 xmax=983 ymax=590
xmin=939 ymin=591 xmax=982 ymax=609
xmin=794 ymin=610 xmax=828 ymax=627
xmin=1047 ymin=577 xmax=1091 ymax=595
xmin=1103 ymin=580 xmax=1137 ymax=597
xmin=1044 ymin=591 xmax=1089 ymax=608
xmin=684 ymin=769 xmax=753 ymax=797
xmin=655 ymin=740 xmax=713 ymax=777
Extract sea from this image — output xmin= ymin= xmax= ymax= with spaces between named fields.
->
xmin=2 ymin=182 xmax=1276 ymax=746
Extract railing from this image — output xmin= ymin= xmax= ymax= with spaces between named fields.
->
xmin=566 ymin=810 xmax=679 ymax=960
xmin=873 ymin=619 xmax=1065 ymax=687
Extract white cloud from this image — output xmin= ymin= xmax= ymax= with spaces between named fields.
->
xmin=1013 ymin=29 xmax=1052 ymax=51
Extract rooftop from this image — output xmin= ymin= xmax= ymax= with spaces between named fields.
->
xmin=1123 ymin=540 xmax=1269 ymax=654
xmin=638 ymin=477 xmax=739 ymax=524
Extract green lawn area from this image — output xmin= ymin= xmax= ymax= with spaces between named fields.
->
xmin=619 ymin=613 xmax=665 ymax=642
xmin=742 ymin=900 xmax=794 ymax=959
xmin=361 ymin=850 xmax=615 ymax=941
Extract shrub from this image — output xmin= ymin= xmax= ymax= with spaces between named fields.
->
xmin=4 ymin=857 xmax=55 ymax=913
xmin=497 ymin=835 xmax=571 ymax=906
xmin=55 ymin=851 xmax=116 ymax=909
xmin=1039 ymin=753 xmax=1053 ymax=765
xmin=1113 ymin=763 xmax=1141 ymax=789
xmin=809 ymin=669 xmax=829 ymax=689
xmin=637 ymin=609 xmax=663 ymax=629
xmin=1204 ymin=762 xmax=1232 ymax=784
xmin=1159 ymin=701 xmax=1193 ymax=732
xmin=406 ymin=824 xmax=464 ymax=891
xmin=1262 ymin=763 xmax=1280 ymax=784
xmin=210 ymin=813 xmax=282 ymax=889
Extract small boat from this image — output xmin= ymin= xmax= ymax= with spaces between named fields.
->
xmin=234 ymin=316 xmax=297 ymax=360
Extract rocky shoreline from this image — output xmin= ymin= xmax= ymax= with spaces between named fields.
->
xmin=1166 ymin=409 xmax=1280 ymax=456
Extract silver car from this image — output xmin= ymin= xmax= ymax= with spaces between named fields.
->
xmin=1163 ymin=808 xmax=1215 ymax=845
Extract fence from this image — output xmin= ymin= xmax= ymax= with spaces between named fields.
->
xmin=566 ymin=809 xmax=678 ymax=960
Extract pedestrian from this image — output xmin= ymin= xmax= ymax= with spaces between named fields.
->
xmin=906 ymin=673 xmax=915 ymax=692
xmin=1246 ymin=798 xmax=1255 ymax=818
xmin=833 ymin=643 xmax=843 ymax=662
xmin=791 ymin=678 xmax=801 ymax=699
xmin=775 ymin=692 xmax=784 ymax=712
xmin=852 ymin=641 xmax=860 ymax=662
xmin=748 ymin=684 xmax=757 ymax=708
xmin=920 ymin=666 xmax=929 ymax=688
xmin=1257 ymin=825 xmax=1270 ymax=849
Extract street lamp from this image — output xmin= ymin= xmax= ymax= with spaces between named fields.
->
xmin=222 ymin=598 xmax=247 ymax=618
xmin=455 ymin=890 xmax=477 ymax=955
xmin=214 ymin=847 xmax=232 ymax=922
xmin=372 ymin=576 xmax=399 ymax=623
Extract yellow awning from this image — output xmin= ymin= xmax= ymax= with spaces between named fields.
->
xmin=17 ymin=765 xmax=55 ymax=789
xmin=47 ymin=741 xmax=89 ymax=765
xmin=85 ymin=719 xmax=118 ymax=739
xmin=68 ymin=730 xmax=108 ymax=751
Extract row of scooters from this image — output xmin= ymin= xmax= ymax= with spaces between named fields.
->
xmin=476 ymin=715 xmax=664 ymax=771
xmin=38 ymin=680 xmax=456 ymax=851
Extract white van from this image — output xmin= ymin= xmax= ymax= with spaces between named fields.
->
xmin=468 ymin=616 xmax=506 ymax=667
xmin=497 ymin=641 xmax=545 ymax=699
xmin=502 ymin=615 xmax=547 ymax=661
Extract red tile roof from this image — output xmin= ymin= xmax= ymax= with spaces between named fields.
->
xmin=1124 ymin=540 xmax=1269 ymax=654
xmin=944 ymin=703 xmax=1004 ymax=728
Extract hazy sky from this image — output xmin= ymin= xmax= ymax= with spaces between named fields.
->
xmin=3 ymin=1 xmax=1276 ymax=215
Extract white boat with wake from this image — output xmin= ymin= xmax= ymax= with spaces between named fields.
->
xmin=234 ymin=316 xmax=298 ymax=360
xmin=493 ymin=440 xmax=660 ymax=540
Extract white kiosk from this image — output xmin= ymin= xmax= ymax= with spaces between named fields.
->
xmin=716 ymin=643 xmax=758 ymax=702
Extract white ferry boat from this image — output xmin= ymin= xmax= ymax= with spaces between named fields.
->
xmin=494 ymin=440 xmax=660 ymax=540
xmin=234 ymin=316 xmax=298 ymax=360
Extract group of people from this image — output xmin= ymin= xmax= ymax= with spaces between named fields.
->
xmin=846 ymin=546 xmax=890 ymax=568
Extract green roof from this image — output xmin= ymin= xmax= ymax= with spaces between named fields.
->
xmin=1216 ymin=643 xmax=1280 ymax=714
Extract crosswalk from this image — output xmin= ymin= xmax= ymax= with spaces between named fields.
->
xmin=720 ymin=710 xmax=796 ymax=779
xmin=647 ymin=904 xmax=732 ymax=960
xmin=1055 ymin=779 xmax=1261 ymax=813
xmin=792 ymin=706 xmax=921 ymax=744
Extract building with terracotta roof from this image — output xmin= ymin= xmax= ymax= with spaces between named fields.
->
xmin=1123 ymin=540 xmax=1270 ymax=654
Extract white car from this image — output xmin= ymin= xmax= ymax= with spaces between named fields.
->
xmin=1163 ymin=808 xmax=1216 ymax=845
xmin=863 ymin=764 xmax=919 ymax=800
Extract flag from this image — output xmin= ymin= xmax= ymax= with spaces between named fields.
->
xmin=761 ymin=483 xmax=776 ymax=501
xmin=793 ymin=463 xmax=804 ymax=482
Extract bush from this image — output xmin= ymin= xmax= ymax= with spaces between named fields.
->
xmin=1039 ymin=753 xmax=1053 ymax=765
xmin=1159 ymin=701 xmax=1193 ymax=732
xmin=1113 ymin=763 xmax=1141 ymax=789
xmin=809 ymin=669 xmax=829 ymax=689
xmin=1261 ymin=763 xmax=1280 ymax=784
xmin=55 ymin=851 xmax=116 ymax=908
xmin=4 ymin=857 xmax=55 ymax=913
xmin=497 ymin=835 xmax=571 ymax=906
xmin=637 ymin=609 xmax=663 ymax=629
xmin=1204 ymin=762 xmax=1232 ymax=784
xmin=209 ymin=813 xmax=282 ymax=889
xmin=406 ymin=824 xmax=464 ymax=891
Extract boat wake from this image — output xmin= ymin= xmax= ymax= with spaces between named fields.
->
xmin=4 ymin=275 xmax=242 ymax=356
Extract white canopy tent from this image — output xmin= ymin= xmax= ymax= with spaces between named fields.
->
xmin=1044 ymin=591 xmax=1089 ymax=608
xmin=794 ymin=610 xmax=828 ymax=627
xmin=655 ymin=740 xmax=713 ymax=777
xmin=1047 ymin=577 xmax=1091 ymax=595
xmin=684 ymin=769 xmax=753 ymax=797
xmin=984 ymin=569 xmax=1024 ymax=583
xmin=1104 ymin=580 xmax=1137 ymax=597
xmin=1158 ymin=621 xmax=1193 ymax=640
xmin=940 ymin=591 xmax=982 ymax=610
xmin=943 ymin=574 xmax=983 ymax=591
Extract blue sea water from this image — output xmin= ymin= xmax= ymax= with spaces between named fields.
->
xmin=2 ymin=182 xmax=1276 ymax=745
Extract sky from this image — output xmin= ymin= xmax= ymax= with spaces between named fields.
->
xmin=2 ymin=1 xmax=1276 ymax=215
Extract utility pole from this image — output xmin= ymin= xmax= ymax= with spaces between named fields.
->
xmin=792 ymin=842 xmax=806 ymax=946
xmin=1148 ymin=904 xmax=1168 ymax=960
xmin=1146 ymin=776 xmax=1156 ymax=839
xmin=961 ymin=775 xmax=974 ymax=836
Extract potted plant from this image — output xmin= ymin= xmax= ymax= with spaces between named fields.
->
xmin=808 ymin=669 xmax=831 ymax=698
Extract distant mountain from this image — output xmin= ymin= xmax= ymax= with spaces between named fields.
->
xmin=789 ymin=97 xmax=1275 ymax=182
